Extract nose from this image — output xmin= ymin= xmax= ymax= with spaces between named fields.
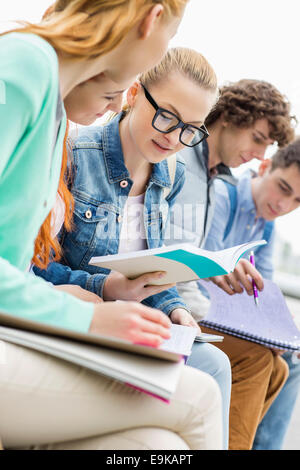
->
xmin=164 ymin=128 xmax=181 ymax=147
xmin=252 ymin=143 xmax=268 ymax=161
xmin=109 ymin=94 xmax=123 ymax=113
xmin=277 ymin=197 xmax=293 ymax=214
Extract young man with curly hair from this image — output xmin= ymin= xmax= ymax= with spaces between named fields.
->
xmin=165 ymin=79 xmax=296 ymax=450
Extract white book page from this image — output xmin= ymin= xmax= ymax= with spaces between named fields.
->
xmin=200 ymin=240 xmax=267 ymax=272
xmin=160 ymin=324 xmax=198 ymax=356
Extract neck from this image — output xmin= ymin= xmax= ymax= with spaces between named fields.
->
xmin=57 ymin=53 xmax=107 ymax=99
xmin=119 ymin=116 xmax=152 ymax=195
xmin=206 ymin=121 xmax=223 ymax=169
xmin=250 ymin=176 xmax=260 ymax=216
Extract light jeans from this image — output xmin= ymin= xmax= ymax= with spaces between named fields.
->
xmin=0 ymin=341 xmax=223 ymax=450
xmin=178 ymin=281 xmax=231 ymax=450
xmin=253 ymin=351 xmax=300 ymax=450
xmin=187 ymin=342 xmax=231 ymax=450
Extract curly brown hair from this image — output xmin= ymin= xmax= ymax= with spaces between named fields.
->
xmin=205 ymin=79 xmax=296 ymax=147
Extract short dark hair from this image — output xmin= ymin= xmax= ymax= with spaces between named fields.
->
xmin=271 ymin=137 xmax=300 ymax=172
xmin=205 ymin=79 xmax=296 ymax=147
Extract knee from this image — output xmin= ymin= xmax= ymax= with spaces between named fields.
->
xmin=210 ymin=347 xmax=232 ymax=384
xmin=246 ymin=345 xmax=276 ymax=374
xmin=192 ymin=343 xmax=232 ymax=385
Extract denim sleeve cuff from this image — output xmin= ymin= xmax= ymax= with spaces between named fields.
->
xmin=142 ymin=297 xmax=191 ymax=316
xmin=85 ymin=273 xmax=108 ymax=299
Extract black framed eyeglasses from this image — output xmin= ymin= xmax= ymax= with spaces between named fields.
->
xmin=141 ymin=83 xmax=209 ymax=147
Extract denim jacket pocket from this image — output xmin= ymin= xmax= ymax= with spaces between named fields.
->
xmin=70 ymin=197 xmax=109 ymax=247
xmin=146 ymin=209 xmax=163 ymax=246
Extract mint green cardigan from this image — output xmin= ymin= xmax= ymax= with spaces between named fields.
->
xmin=0 ymin=33 xmax=94 ymax=332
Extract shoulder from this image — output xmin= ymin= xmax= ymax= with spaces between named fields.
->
xmin=175 ymin=153 xmax=186 ymax=178
xmin=213 ymin=177 xmax=232 ymax=198
xmin=178 ymin=143 xmax=205 ymax=164
xmin=178 ymin=143 xmax=208 ymax=180
xmin=0 ymin=33 xmax=58 ymax=115
xmin=70 ymin=125 xmax=104 ymax=149
xmin=0 ymin=33 xmax=57 ymax=86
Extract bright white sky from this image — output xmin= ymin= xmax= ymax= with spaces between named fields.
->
xmin=1 ymin=0 xmax=300 ymax=253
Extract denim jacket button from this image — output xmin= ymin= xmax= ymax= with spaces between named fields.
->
xmin=85 ymin=209 xmax=92 ymax=219
xmin=120 ymin=180 xmax=128 ymax=188
xmin=117 ymin=215 xmax=122 ymax=223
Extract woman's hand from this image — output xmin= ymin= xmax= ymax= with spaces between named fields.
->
xmin=209 ymin=259 xmax=264 ymax=296
xmin=89 ymin=301 xmax=172 ymax=347
xmin=54 ymin=284 xmax=103 ymax=303
xmin=170 ymin=308 xmax=201 ymax=334
xmin=102 ymin=271 xmax=175 ymax=302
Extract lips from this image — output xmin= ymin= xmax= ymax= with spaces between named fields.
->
xmin=267 ymin=204 xmax=278 ymax=217
xmin=152 ymin=140 xmax=172 ymax=153
xmin=240 ymin=155 xmax=249 ymax=164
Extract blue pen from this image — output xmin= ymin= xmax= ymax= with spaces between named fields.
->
xmin=249 ymin=251 xmax=259 ymax=306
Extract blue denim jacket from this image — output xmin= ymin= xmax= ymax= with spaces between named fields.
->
xmin=34 ymin=114 xmax=189 ymax=315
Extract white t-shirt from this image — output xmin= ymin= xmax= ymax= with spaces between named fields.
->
xmin=118 ymin=193 xmax=147 ymax=254
xmin=51 ymin=192 xmax=65 ymax=238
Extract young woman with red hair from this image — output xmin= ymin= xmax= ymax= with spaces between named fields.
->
xmin=0 ymin=1 xmax=223 ymax=450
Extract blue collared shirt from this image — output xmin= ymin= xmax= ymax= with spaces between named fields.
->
xmin=204 ymin=170 xmax=275 ymax=279
xmin=34 ymin=114 xmax=189 ymax=315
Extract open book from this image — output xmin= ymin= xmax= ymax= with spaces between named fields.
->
xmin=0 ymin=312 xmax=198 ymax=402
xmin=199 ymin=279 xmax=300 ymax=351
xmin=89 ymin=240 xmax=266 ymax=285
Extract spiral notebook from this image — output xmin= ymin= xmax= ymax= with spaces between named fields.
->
xmin=199 ymin=278 xmax=300 ymax=351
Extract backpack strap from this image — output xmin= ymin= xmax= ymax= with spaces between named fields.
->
xmin=222 ymin=179 xmax=274 ymax=248
xmin=255 ymin=220 xmax=274 ymax=255
xmin=163 ymin=154 xmax=177 ymax=199
xmin=222 ymin=181 xmax=238 ymax=241
xmin=262 ymin=220 xmax=274 ymax=243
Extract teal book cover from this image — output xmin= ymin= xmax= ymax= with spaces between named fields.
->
xmin=89 ymin=240 xmax=266 ymax=285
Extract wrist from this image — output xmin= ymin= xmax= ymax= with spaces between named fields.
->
xmin=170 ymin=307 xmax=189 ymax=320
xmin=102 ymin=275 xmax=114 ymax=301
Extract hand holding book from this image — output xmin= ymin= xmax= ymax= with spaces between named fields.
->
xmin=102 ymin=270 xmax=175 ymax=302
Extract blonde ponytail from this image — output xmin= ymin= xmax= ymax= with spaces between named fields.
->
xmin=5 ymin=1 xmax=189 ymax=59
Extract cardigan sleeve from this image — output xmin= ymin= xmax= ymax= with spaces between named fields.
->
xmin=0 ymin=33 xmax=94 ymax=332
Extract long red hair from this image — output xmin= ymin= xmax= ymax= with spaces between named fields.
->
xmin=32 ymin=121 xmax=74 ymax=269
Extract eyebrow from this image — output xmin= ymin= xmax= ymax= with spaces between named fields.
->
xmin=104 ymin=89 xmax=125 ymax=95
xmin=278 ymin=178 xmax=300 ymax=202
xmin=254 ymin=129 xmax=275 ymax=144
xmin=161 ymin=102 xmax=204 ymax=126
xmin=254 ymin=130 xmax=268 ymax=140
xmin=279 ymin=178 xmax=292 ymax=191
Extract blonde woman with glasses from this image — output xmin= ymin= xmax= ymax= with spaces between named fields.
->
xmin=35 ymin=48 xmax=232 ymax=449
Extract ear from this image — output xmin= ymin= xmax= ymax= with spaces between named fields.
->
xmin=138 ymin=4 xmax=164 ymax=40
xmin=126 ymin=81 xmax=140 ymax=107
xmin=220 ymin=115 xmax=228 ymax=128
xmin=258 ymin=158 xmax=271 ymax=176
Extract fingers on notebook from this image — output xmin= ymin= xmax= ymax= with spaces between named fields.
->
xmin=130 ymin=313 xmax=172 ymax=346
xmin=139 ymin=305 xmax=172 ymax=329
xmin=235 ymin=259 xmax=264 ymax=293
xmin=211 ymin=274 xmax=240 ymax=295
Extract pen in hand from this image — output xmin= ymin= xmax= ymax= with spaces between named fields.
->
xmin=249 ymin=251 xmax=259 ymax=307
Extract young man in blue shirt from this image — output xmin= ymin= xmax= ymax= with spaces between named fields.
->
xmin=204 ymin=138 xmax=300 ymax=450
